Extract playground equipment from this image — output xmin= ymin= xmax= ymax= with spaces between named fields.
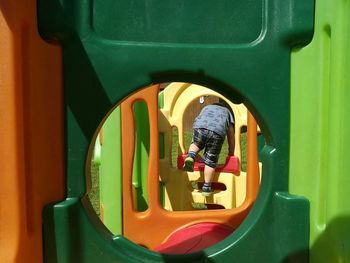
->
xmin=3 ymin=0 xmax=350 ymax=262
xmin=119 ymin=84 xmax=260 ymax=250
xmin=94 ymin=82 xmax=262 ymax=249
xmin=3 ymin=0 xmax=315 ymax=261
xmin=158 ymin=82 xmax=259 ymax=211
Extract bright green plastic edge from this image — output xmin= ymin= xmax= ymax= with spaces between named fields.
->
xmin=290 ymin=0 xmax=350 ymax=262
xmin=99 ymin=107 xmax=122 ymax=234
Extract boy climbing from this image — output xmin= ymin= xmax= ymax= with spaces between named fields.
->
xmin=183 ymin=99 xmax=235 ymax=196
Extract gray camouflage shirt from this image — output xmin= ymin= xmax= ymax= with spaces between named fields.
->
xmin=193 ymin=104 xmax=234 ymax=137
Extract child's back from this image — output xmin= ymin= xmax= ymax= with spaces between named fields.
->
xmin=193 ymin=104 xmax=234 ymax=137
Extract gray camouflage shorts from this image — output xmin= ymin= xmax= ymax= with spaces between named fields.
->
xmin=192 ymin=128 xmax=224 ymax=168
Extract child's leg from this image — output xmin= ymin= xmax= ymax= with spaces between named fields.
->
xmin=202 ymin=165 xmax=216 ymax=196
xmin=183 ymin=129 xmax=205 ymax=172
xmin=183 ymin=144 xmax=198 ymax=172
xmin=201 ymin=131 xmax=224 ymax=196
xmin=204 ymin=165 xmax=216 ymax=184
xmin=187 ymin=143 xmax=200 ymax=159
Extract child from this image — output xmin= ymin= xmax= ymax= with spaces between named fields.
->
xmin=183 ymin=99 xmax=235 ymax=196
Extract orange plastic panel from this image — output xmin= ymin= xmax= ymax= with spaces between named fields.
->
xmin=0 ymin=2 xmax=64 ymax=262
xmin=121 ymin=85 xmax=260 ymax=249
xmin=246 ymin=112 xmax=260 ymax=203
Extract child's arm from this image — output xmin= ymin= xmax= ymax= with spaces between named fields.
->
xmin=227 ymin=125 xmax=235 ymax=156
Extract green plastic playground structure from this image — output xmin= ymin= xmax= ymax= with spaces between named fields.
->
xmin=36 ymin=0 xmax=324 ymax=262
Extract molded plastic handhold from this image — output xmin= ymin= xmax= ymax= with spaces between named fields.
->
xmin=177 ymin=154 xmax=240 ymax=174
xmin=154 ymin=223 xmax=234 ymax=254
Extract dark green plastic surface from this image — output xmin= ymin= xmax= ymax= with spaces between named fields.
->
xmin=39 ymin=0 xmax=314 ymax=262
xmin=93 ymin=0 xmax=262 ymax=44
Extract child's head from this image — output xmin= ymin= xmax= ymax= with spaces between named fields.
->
xmin=213 ymin=98 xmax=231 ymax=111
xmin=217 ymin=98 xmax=230 ymax=109
xmin=214 ymin=98 xmax=234 ymax=118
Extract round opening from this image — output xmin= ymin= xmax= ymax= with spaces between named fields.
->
xmin=87 ymin=82 xmax=264 ymax=254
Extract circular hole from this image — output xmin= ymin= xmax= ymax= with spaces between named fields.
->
xmin=87 ymin=82 xmax=265 ymax=254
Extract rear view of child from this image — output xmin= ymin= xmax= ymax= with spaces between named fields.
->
xmin=183 ymin=99 xmax=235 ymax=196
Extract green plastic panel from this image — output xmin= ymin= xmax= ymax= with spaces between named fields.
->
xmin=99 ymin=107 xmax=122 ymax=235
xmin=99 ymin=93 xmax=165 ymax=224
xmin=132 ymin=101 xmax=150 ymax=212
xmin=38 ymin=0 xmax=314 ymax=262
xmin=93 ymin=0 xmax=262 ymax=44
xmin=158 ymin=91 xmax=165 ymax=207
xmin=290 ymin=0 xmax=350 ymax=262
